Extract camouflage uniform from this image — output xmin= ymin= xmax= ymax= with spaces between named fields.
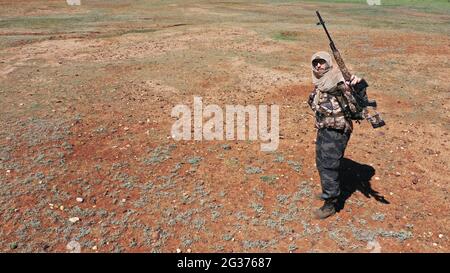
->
xmin=308 ymin=82 xmax=352 ymax=200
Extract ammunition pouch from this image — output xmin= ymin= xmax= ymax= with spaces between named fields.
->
xmin=329 ymin=83 xmax=364 ymax=121
xmin=332 ymin=79 xmax=386 ymax=122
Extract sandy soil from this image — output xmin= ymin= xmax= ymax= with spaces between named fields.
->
xmin=0 ymin=0 xmax=449 ymax=253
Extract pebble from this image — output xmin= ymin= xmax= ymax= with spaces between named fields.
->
xmin=374 ymin=177 xmax=380 ymax=180
xmin=69 ymin=217 xmax=80 ymax=223
xmin=66 ymin=240 xmax=81 ymax=253
xmin=222 ymin=144 xmax=231 ymax=150
xmin=92 ymin=246 xmax=98 ymax=251
xmin=152 ymin=231 xmax=160 ymax=241
xmin=187 ymin=249 xmax=192 ymax=253
xmin=366 ymin=240 xmax=382 ymax=253
xmin=395 ymin=172 xmax=401 ymax=176
xmin=76 ymin=197 xmax=84 ymax=203
xmin=176 ymin=248 xmax=181 ymax=253
xmin=438 ymin=234 xmax=444 ymax=239
xmin=60 ymin=205 xmax=65 ymax=211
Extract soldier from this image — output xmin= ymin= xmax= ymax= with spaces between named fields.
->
xmin=308 ymin=51 xmax=362 ymax=219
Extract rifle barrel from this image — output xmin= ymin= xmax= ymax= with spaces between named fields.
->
xmin=316 ymin=11 xmax=335 ymax=48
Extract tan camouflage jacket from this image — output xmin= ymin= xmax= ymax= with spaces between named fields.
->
xmin=308 ymin=82 xmax=353 ymax=133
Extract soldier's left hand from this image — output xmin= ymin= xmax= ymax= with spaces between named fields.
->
xmin=349 ymin=75 xmax=361 ymax=85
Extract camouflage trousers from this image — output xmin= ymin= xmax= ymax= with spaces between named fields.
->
xmin=316 ymin=128 xmax=351 ymax=200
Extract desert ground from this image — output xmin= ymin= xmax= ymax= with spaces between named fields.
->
xmin=0 ymin=0 xmax=449 ymax=253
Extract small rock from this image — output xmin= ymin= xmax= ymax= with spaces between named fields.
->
xmin=374 ymin=177 xmax=380 ymax=180
xmin=60 ymin=205 xmax=65 ymax=211
xmin=151 ymin=231 xmax=160 ymax=241
xmin=66 ymin=240 xmax=81 ymax=253
xmin=438 ymin=234 xmax=444 ymax=239
xmin=6 ymin=170 xmax=11 ymax=173
xmin=121 ymin=198 xmax=126 ymax=203
xmin=176 ymin=248 xmax=181 ymax=253
xmin=76 ymin=197 xmax=84 ymax=203
xmin=366 ymin=240 xmax=382 ymax=253
xmin=69 ymin=217 xmax=80 ymax=223
xmin=92 ymin=246 xmax=98 ymax=251
xmin=66 ymin=0 xmax=81 ymax=7
xmin=222 ymin=144 xmax=231 ymax=150
xmin=187 ymin=249 xmax=191 ymax=253
xmin=395 ymin=172 xmax=401 ymax=176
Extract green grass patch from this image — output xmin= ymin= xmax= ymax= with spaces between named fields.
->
xmin=272 ymin=31 xmax=298 ymax=41
xmin=302 ymin=0 xmax=450 ymax=14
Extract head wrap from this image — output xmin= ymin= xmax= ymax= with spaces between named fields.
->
xmin=311 ymin=51 xmax=344 ymax=93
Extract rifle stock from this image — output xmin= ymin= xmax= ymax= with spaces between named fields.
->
xmin=331 ymin=49 xmax=352 ymax=81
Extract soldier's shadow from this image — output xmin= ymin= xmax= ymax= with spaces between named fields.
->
xmin=336 ymin=158 xmax=390 ymax=211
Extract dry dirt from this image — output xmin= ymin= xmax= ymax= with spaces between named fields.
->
xmin=0 ymin=0 xmax=449 ymax=253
